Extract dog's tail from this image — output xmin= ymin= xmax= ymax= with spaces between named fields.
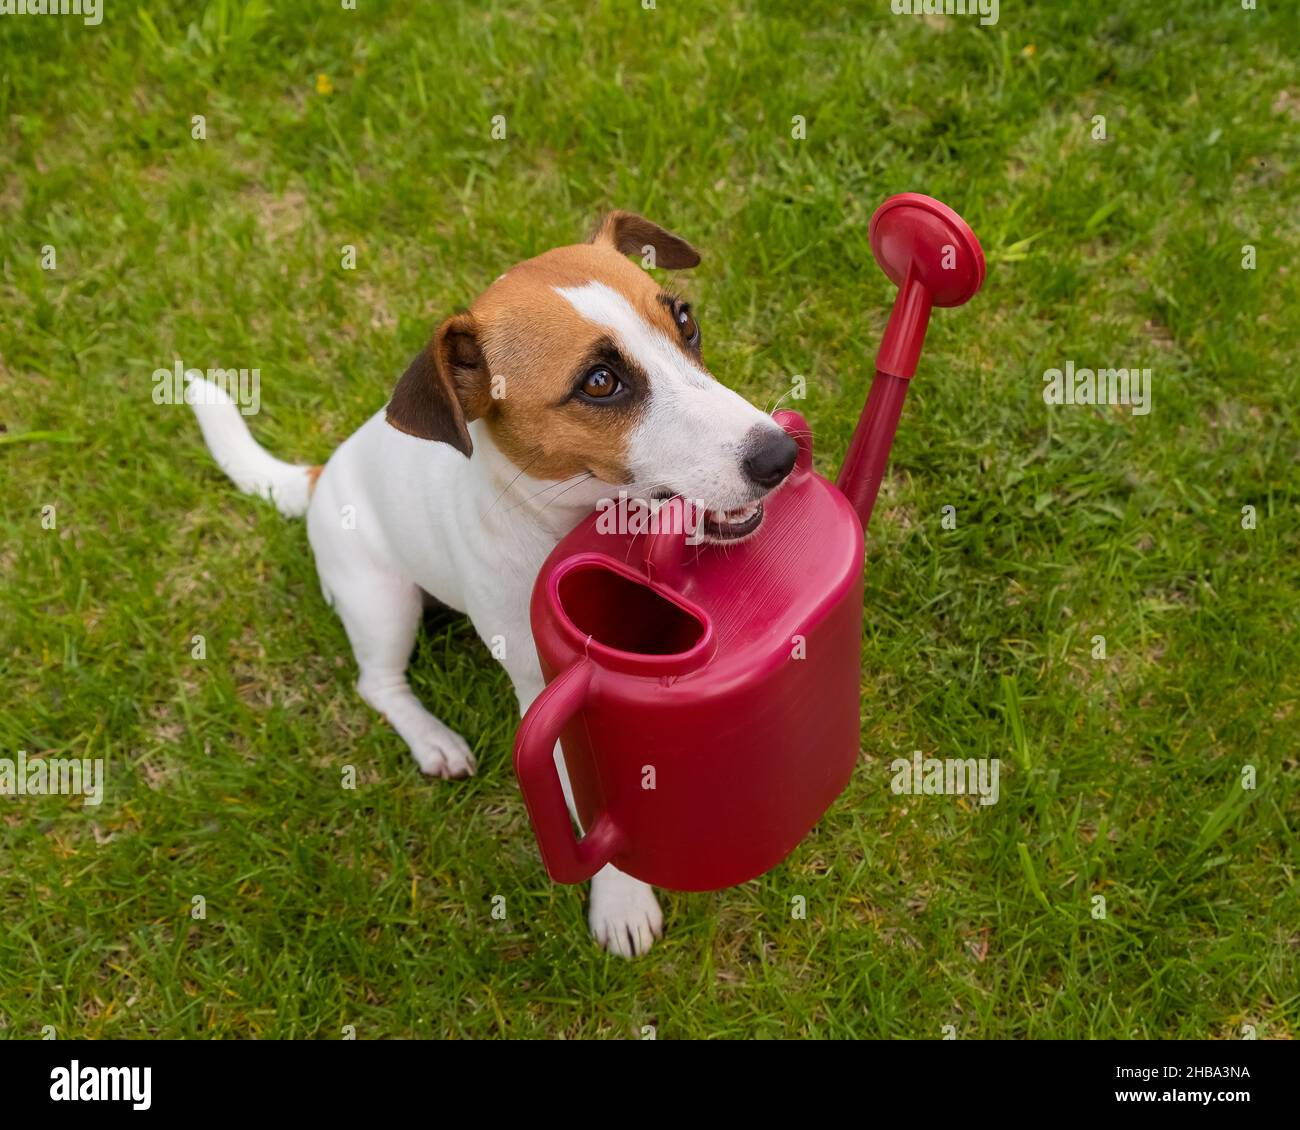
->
xmin=187 ymin=377 xmax=317 ymax=518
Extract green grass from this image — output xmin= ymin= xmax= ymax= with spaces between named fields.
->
xmin=2 ymin=0 xmax=1298 ymax=1039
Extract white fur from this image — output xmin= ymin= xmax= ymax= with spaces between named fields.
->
xmin=192 ymin=278 xmax=787 ymax=958
xmin=187 ymin=377 xmax=312 ymax=517
xmin=193 ymin=391 xmax=663 ymax=952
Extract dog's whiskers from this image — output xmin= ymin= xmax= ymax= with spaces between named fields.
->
xmin=505 ymin=470 xmax=593 ymax=514
xmin=483 ymin=451 xmax=543 ymax=518
xmin=765 ymin=388 xmax=797 ymax=415
xmin=534 ymin=472 xmax=597 ymax=515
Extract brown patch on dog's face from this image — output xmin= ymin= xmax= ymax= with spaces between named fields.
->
xmin=383 ymin=212 xmax=781 ymax=515
xmin=466 ymin=242 xmax=689 ymax=483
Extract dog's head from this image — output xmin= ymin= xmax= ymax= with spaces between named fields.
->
xmin=386 ymin=211 xmax=796 ymax=540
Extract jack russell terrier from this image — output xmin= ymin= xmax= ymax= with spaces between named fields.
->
xmin=190 ymin=212 xmax=798 ymax=957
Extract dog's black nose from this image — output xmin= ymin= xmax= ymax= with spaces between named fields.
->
xmin=741 ymin=426 xmax=798 ymax=490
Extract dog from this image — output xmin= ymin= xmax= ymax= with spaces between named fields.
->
xmin=190 ymin=212 xmax=798 ymax=956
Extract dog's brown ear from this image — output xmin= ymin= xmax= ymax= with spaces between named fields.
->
xmin=589 ymin=210 xmax=701 ymax=269
xmin=386 ymin=313 xmax=490 ymax=456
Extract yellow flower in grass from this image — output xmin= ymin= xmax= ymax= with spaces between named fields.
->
xmin=315 ymin=73 xmax=334 ymax=95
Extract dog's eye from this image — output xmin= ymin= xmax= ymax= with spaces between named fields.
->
xmin=578 ymin=367 xmax=622 ymax=401
xmin=676 ymin=303 xmax=700 ymax=348
xmin=670 ymin=301 xmax=702 ymax=345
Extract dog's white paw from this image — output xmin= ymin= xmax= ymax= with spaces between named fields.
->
xmin=589 ymin=865 xmax=663 ymax=958
xmin=356 ymin=674 xmax=477 ymax=780
xmin=408 ymin=721 xmax=476 ymax=779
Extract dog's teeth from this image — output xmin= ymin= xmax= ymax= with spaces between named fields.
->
xmin=704 ymin=502 xmax=760 ymax=527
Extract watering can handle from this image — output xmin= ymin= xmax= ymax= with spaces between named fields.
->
xmin=512 ymin=659 xmax=625 ymax=884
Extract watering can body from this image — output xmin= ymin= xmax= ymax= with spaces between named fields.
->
xmin=514 ymin=416 xmax=864 ymax=891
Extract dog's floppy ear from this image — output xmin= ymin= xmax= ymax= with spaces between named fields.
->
xmin=385 ymin=312 xmax=490 ymax=456
xmin=589 ymin=210 xmax=701 ymax=270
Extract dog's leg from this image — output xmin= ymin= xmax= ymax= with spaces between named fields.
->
xmin=507 ymin=666 xmax=663 ymax=957
xmin=328 ymin=568 xmax=476 ymax=779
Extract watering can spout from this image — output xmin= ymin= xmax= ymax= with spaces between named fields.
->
xmin=836 ymin=193 xmax=985 ymax=530
xmin=876 ymin=267 xmax=934 ymax=380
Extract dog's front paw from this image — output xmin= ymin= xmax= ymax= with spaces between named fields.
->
xmin=589 ymin=865 xmax=663 ymax=958
xmin=409 ymin=721 xmax=477 ymax=779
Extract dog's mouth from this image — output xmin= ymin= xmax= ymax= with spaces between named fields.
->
xmin=646 ymin=489 xmax=768 ymax=543
xmin=701 ymin=500 xmax=764 ymax=542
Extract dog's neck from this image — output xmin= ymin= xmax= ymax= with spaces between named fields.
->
xmin=466 ymin=419 xmax=612 ymax=542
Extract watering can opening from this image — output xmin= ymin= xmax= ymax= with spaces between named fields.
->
xmin=554 ymin=557 xmax=712 ymax=666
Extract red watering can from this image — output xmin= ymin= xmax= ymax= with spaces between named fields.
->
xmin=513 ymin=194 xmax=985 ymax=891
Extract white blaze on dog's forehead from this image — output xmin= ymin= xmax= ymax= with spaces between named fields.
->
xmin=554 ymin=282 xmax=777 ymax=513
xmin=554 ymin=281 xmax=711 ymax=390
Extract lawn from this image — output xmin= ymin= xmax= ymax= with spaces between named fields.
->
xmin=1 ymin=0 xmax=1297 ymax=1039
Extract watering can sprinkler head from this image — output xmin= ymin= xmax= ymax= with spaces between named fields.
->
xmin=870 ymin=193 xmax=985 ymax=378
xmin=832 ymin=193 xmax=985 ymax=529
xmin=871 ymin=193 xmax=985 ymax=307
